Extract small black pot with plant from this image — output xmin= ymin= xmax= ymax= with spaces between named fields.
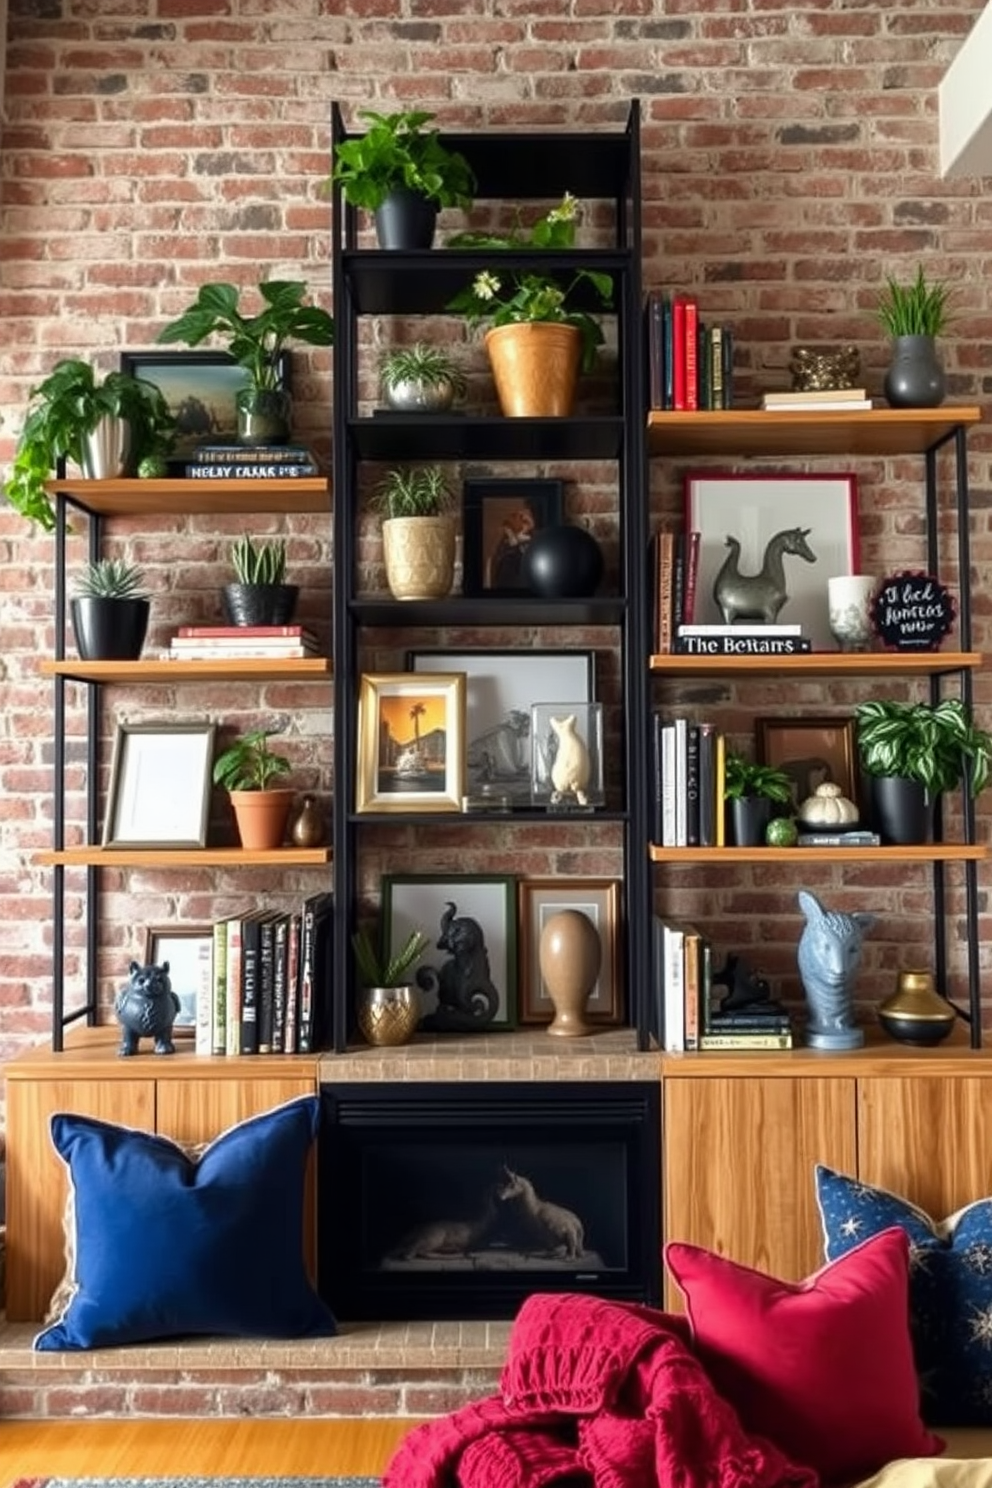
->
xmin=223 ymin=534 xmax=297 ymax=627
xmin=70 ymin=558 xmax=151 ymax=662
xmin=855 ymin=697 xmax=992 ymax=844
xmin=723 ymin=752 xmax=794 ymax=847
xmin=876 ymin=264 xmax=954 ymax=409
xmin=329 ymin=108 xmax=476 ymax=250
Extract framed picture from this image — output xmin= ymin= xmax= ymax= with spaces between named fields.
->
xmin=406 ymin=648 xmax=595 ymax=807
xmin=684 ymin=471 xmax=859 ymax=652
xmin=142 ymin=925 xmax=213 ymax=1032
xmin=355 ymin=672 xmax=465 ymax=814
xmin=756 ymin=715 xmax=858 ymax=812
xmin=119 ymin=350 xmax=291 ymax=468
xmin=518 ymin=878 xmax=622 ymax=1025
xmin=381 ymin=874 xmax=517 ymax=1029
xmin=103 ymin=721 xmax=216 ymax=848
xmin=462 ymin=478 xmax=564 ymax=596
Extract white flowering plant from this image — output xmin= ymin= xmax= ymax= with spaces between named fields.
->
xmin=446 ymin=194 xmax=613 ymax=374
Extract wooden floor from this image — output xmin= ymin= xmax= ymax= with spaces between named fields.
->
xmin=0 ymin=1417 xmax=421 ymax=1483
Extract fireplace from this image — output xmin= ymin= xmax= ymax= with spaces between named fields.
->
xmin=317 ymin=1081 xmax=661 ymax=1321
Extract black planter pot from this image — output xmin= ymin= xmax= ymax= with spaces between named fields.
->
xmin=521 ymin=524 xmax=605 ymax=599
xmin=730 ymin=795 xmax=773 ymax=847
xmin=222 ymin=583 xmax=299 ymax=627
xmin=70 ymin=597 xmax=149 ymax=661
xmin=870 ymin=775 xmax=934 ymax=845
xmin=374 ymin=189 xmax=438 ymax=250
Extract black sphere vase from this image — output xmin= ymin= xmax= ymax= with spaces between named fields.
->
xmin=522 ymin=524 xmax=604 ymax=599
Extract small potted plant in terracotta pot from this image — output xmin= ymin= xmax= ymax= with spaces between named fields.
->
xmin=212 ymin=727 xmax=294 ymax=850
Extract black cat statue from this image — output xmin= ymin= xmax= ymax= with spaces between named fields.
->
xmin=114 ymin=960 xmax=182 ymax=1056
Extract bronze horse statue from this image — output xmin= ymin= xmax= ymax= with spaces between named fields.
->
xmin=713 ymin=526 xmax=817 ymax=626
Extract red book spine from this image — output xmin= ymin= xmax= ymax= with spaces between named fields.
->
xmin=672 ymin=298 xmax=687 ymax=410
xmin=681 ymin=530 xmax=701 ymax=625
xmin=684 ymin=297 xmax=699 ymax=411
xmin=176 ymin=624 xmax=309 ymax=638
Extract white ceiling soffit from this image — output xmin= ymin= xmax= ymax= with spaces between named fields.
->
xmin=939 ymin=0 xmax=992 ymax=177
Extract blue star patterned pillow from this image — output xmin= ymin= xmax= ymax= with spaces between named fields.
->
xmin=35 ymin=1096 xmax=337 ymax=1351
xmin=815 ymin=1164 xmax=992 ymax=1426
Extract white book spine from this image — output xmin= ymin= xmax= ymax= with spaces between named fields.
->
xmin=674 ymin=717 xmax=688 ymax=848
xmin=663 ymin=923 xmax=686 ymax=1052
xmin=661 ymin=725 xmax=677 ymax=847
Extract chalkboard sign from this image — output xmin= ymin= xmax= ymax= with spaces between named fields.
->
xmin=870 ymin=571 xmax=955 ymax=651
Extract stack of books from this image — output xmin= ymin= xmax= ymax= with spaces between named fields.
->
xmin=166 ymin=624 xmax=322 ymax=660
xmin=653 ymin=917 xmax=796 ymax=1051
xmin=761 ymin=387 xmax=872 ymax=413
xmin=185 ymin=443 xmax=321 ymax=479
xmin=701 ymin=1004 xmax=794 ymax=1051
xmin=675 ymin=622 xmax=811 ymax=657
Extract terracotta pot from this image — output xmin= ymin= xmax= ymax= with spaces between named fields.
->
xmin=484 ymin=322 xmax=582 ymax=417
xmin=382 ymin=515 xmax=456 ymax=601
xmin=227 ymin=789 xmax=294 ymax=851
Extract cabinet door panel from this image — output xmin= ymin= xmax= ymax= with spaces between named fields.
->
xmin=156 ymin=1077 xmax=319 ymax=1279
xmin=858 ymin=1077 xmax=992 ymax=1216
xmin=5 ymin=1078 xmax=154 ymax=1322
xmin=663 ymin=1076 xmax=856 ymax=1304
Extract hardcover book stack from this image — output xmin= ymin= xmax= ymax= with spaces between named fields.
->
xmin=195 ymin=892 xmax=333 ymax=1058
xmin=645 ymin=290 xmax=735 ymax=412
xmin=652 ymin=712 xmax=726 ymax=848
xmin=761 ymin=387 xmax=872 ymax=414
xmin=652 ymin=527 xmax=701 ymax=653
xmin=166 ymin=624 xmax=322 ymax=661
xmin=185 ymin=442 xmax=321 ymax=479
xmin=653 ymin=916 xmax=794 ymax=1052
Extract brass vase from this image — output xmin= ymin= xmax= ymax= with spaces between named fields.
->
xmin=878 ymin=970 xmax=956 ymax=1046
xmin=356 ymin=984 xmax=420 ymax=1046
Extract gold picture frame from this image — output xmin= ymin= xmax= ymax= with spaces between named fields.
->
xmin=356 ymin=672 xmax=466 ymax=814
xmin=518 ymin=877 xmax=622 ymax=1025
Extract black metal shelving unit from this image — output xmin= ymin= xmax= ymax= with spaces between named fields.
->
xmin=329 ymin=100 xmax=653 ymax=1052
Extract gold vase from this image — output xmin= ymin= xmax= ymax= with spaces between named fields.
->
xmin=356 ymin=984 xmax=421 ymax=1047
xmin=878 ymin=970 xmax=956 ymax=1047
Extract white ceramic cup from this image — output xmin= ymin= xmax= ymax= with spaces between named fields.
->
xmin=827 ymin=575 xmax=877 ymax=651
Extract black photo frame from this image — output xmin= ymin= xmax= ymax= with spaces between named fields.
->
xmin=461 ymin=478 xmax=564 ymax=597
xmin=119 ymin=349 xmax=292 ymax=472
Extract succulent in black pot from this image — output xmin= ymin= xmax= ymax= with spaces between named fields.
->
xmin=223 ymin=534 xmax=298 ymax=626
xmin=70 ymin=558 xmax=150 ymax=661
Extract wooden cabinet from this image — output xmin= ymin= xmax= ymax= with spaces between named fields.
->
xmin=4 ymin=1031 xmax=319 ymax=1322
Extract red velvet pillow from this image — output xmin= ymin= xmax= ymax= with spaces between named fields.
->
xmin=665 ymin=1227 xmax=942 ymax=1485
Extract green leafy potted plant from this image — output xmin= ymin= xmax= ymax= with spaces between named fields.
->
xmin=328 ymin=108 xmax=476 ymax=249
xmin=70 ymin=558 xmax=151 ymax=662
xmin=876 ymin=264 xmax=954 ymax=409
xmin=379 ymin=343 xmax=468 ymax=413
xmin=723 ymin=751 xmax=794 ymax=847
xmin=372 ymin=465 xmax=457 ymax=601
xmin=212 ymin=727 xmax=294 ymax=851
xmin=447 ymin=193 xmax=614 ymax=417
xmin=223 ymin=533 xmax=297 ymax=627
xmin=855 ymin=697 xmax=992 ymax=844
xmin=352 ymin=922 xmax=429 ymax=1046
xmin=4 ymin=360 xmax=176 ymax=533
xmin=157 ymin=280 xmax=334 ymax=445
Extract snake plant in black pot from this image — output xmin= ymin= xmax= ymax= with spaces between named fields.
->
xmin=223 ymin=534 xmax=297 ymax=627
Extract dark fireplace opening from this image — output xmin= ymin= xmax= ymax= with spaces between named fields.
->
xmin=317 ymin=1081 xmax=661 ymax=1321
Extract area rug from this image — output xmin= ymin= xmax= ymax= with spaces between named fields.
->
xmin=13 ymin=1479 xmax=380 ymax=1488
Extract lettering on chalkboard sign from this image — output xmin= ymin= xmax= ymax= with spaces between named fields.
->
xmin=870 ymin=571 xmax=955 ymax=652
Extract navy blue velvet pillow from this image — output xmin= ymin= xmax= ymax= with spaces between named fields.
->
xmin=35 ymin=1096 xmax=336 ymax=1350
xmin=816 ymin=1163 xmax=992 ymax=1426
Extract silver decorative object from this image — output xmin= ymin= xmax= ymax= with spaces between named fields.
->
xmin=796 ymin=889 xmax=874 ymax=1051
xmin=713 ymin=526 xmax=817 ymax=626
xmin=81 ymin=416 xmax=130 ymax=479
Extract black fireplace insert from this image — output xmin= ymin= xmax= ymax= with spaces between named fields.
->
xmin=317 ymin=1080 xmax=660 ymax=1321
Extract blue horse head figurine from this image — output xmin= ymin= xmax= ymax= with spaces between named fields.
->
xmin=797 ymin=889 xmax=875 ymax=1050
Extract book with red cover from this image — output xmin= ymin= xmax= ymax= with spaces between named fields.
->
xmin=176 ymin=625 xmax=315 ymax=639
xmin=681 ymin=530 xmax=701 ymax=625
xmin=684 ymin=297 xmax=699 ymax=411
xmin=672 ymin=297 xmax=688 ymax=410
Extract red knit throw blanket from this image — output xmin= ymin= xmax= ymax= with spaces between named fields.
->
xmin=383 ymin=1294 xmax=818 ymax=1488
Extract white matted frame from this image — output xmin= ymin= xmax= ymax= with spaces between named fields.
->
xmin=381 ymin=874 xmax=517 ymax=1029
xmin=518 ymin=878 xmax=622 ymax=1025
xmin=407 ymin=648 xmax=595 ymax=807
xmin=356 ymin=672 xmax=466 ymax=814
xmin=142 ymin=924 xmax=213 ymax=1032
xmin=103 ymin=722 xmax=216 ymax=848
xmin=684 ymin=471 xmax=859 ymax=652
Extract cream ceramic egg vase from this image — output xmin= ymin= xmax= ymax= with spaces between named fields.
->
xmin=539 ymin=909 xmax=602 ymax=1038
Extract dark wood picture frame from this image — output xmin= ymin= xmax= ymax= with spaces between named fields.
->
xmin=756 ymin=714 xmax=858 ymax=813
xmin=461 ymin=478 xmax=564 ymax=597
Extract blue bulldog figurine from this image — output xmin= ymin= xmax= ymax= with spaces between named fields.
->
xmin=797 ymin=889 xmax=875 ymax=1051
xmin=114 ymin=960 xmax=181 ymax=1056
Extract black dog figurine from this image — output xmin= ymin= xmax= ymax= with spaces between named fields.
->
xmin=114 ymin=960 xmax=182 ymax=1056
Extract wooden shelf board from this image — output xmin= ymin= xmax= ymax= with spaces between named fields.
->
xmin=40 ymin=657 xmax=332 ymax=682
xmin=650 ymin=844 xmax=987 ymax=863
xmin=4 ymin=1026 xmax=321 ymax=1078
xmin=646 ymin=406 xmax=982 ymax=459
xmin=36 ymin=847 xmax=331 ymax=868
xmin=659 ymin=1024 xmax=990 ymax=1077
xmin=650 ymin=650 xmax=983 ymax=677
xmin=45 ymin=477 xmax=330 ymax=517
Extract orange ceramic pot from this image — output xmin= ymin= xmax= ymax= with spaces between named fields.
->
xmin=485 ymin=322 xmax=582 ymax=417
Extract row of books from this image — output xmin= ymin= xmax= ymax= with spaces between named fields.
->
xmin=185 ymin=442 xmax=321 ymax=479
xmin=653 ymin=917 xmax=795 ymax=1052
xmin=653 ymin=528 xmax=701 ymax=653
xmin=645 ymin=291 xmax=736 ymax=412
xmin=652 ymin=713 xmax=725 ymax=848
xmin=195 ymin=892 xmax=333 ymax=1058
xmin=164 ymin=623 xmax=322 ymax=661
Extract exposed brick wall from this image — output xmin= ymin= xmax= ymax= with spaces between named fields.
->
xmin=1 ymin=2 xmax=991 ymax=1079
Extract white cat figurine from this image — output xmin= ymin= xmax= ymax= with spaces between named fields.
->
xmin=549 ymin=714 xmax=590 ymax=806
